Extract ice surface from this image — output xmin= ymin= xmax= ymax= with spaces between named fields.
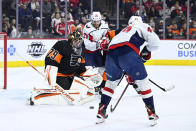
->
xmin=0 ymin=66 xmax=196 ymax=131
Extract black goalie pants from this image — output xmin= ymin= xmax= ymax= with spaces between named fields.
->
xmin=56 ymin=76 xmax=74 ymax=90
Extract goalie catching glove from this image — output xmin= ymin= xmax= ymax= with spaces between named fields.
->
xmin=140 ymin=46 xmax=151 ymax=63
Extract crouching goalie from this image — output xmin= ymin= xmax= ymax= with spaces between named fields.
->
xmin=28 ymin=31 xmax=102 ymax=105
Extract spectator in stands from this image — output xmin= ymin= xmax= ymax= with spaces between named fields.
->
xmin=51 ymin=12 xmax=61 ymax=35
xmin=3 ymin=17 xmax=11 ymax=36
xmin=83 ymin=9 xmax=90 ymax=21
xmin=170 ymin=1 xmax=181 ymax=19
xmin=155 ymin=20 xmax=164 ymax=39
xmin=130 ymin=0 xmax=139 ymax=16
xmin=73 ymin=8 xmax=83 ymax=22
xmin=10 ymin=18 xmax=17 ymax=38
xmin=189 ymin=20 xmax=196 ymax=39
xmin=80 ymin=17 xmax=87 ymax=29
xmin=17 ymin=24 xmax=23 ymax=38
xmin=146 ymin=5 xmax=159 ymax=19
xmin=2 ymin=23 xmax=10 ymax=36
xmin=171 ymin=23 xmax=181 ymax=39
xmin=166 ymin=0 xmax=176 ymax=8
xmin=102 ymin=11 xmax=110 ymax=24
xmin=166 ymin=25 xmax=173 ymax=39
xmin=28 ymin=0 xmax=40 ymax=30
xmin=122 ymin=0 xmax=133 ymax=19
xmin=42 ymin=0 xmax=52 ymax=31
xmin=69 ymin=0 xmax=79 ymax=8
xmin=180 ymin=23 xmax=187 ymax=39
xmin=56 ymin=15 xmax=76 ymax=36
xmin=56 ymin=17 xmax=66 ymax=36
xmin=74 ymin=19 xmax=80 ymax=27
xmin=22 ymin=26 xmax=35 ymax=38
xmin=19 ymin=4 xmax=33 ymax=31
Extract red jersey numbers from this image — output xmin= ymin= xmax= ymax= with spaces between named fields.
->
xmin=83 ymin=33 xmax=88 ymax=39
xmin=122 ymin=26 xmax=132 ymax=33
xmin=47 ymin=48 xmax=62 ymax=63
xmin=147 ymin=27 xmax=152 ymax=32
xmin=83 ymin=33 xmax=94 ymax=42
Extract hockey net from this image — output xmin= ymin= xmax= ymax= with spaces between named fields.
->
xmin=0 ymin=33 xmax=7 ymax=89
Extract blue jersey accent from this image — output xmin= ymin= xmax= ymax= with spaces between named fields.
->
xmin=105 ymin=46 xmax=147 ymax=81
xmin=129 ymin=31 xmax=145 ymax=49
xmin=85 ymin=50 xmax=104 ymax=67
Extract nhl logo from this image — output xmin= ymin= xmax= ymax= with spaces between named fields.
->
xmin=27 ymin=42 xmax=47 ymax=58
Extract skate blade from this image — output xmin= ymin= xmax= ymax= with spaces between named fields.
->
xmin=150 ymin=119 xmax=157 ymax=126
xmin=95 ymin=116 xmax=105 ymax=124
xmin=96 ymin=119 xmax=105 ymax=124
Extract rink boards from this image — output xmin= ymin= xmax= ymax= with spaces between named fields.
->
xmin=0 ymin=39 xmax=196 ymax=67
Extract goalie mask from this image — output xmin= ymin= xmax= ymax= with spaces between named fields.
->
xmin=91 ymin=12 xmax=102 ymax=29
xmin=69 ymin=31 xmax=83 ymax=48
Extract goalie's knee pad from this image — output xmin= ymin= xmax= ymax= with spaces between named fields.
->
xmin=45 ymin=65 xmax=58 ymax=86
xmin=102 ymin=79 xmax=120 ymax=97
xmin=135 ymin=77 xmax=152 ymax=99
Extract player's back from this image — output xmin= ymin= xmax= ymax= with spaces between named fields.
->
xmin=109 ymin=21 xmax=159 ymax=51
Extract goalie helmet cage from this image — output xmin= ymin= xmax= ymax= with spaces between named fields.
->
xmin=0 ymin=33 xmax=7 ymax=89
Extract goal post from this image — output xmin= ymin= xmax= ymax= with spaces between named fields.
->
xmin=0 ymin=33 xmax=7 ymax=89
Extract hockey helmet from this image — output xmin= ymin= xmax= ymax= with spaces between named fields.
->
xmin=69 ymin=31 xmax=83 ymax=48
xmin=128 ymin=16 xmax=143 ymax=25
xmin=91 ymin=12 xmax=102 ymax=28
xmin=91 ymin=12 xmax=102 ymax=21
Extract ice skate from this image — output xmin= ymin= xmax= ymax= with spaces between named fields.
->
xmin=146 ymin=105 xmax=159 ymax=126
xmin=96 ymin=103 xmax=108 ymax=124
xmin=149 ymin=113 xmax=159 ymax=126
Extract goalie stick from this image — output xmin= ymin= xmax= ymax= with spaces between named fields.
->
xmin=15 ymin=52 xmax=77 ymax=105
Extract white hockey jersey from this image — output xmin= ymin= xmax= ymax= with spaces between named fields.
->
xmin=109 ymin=21 xmax=160 ymax=53
xmin=83 ymin=20 xmax=109 ymax=52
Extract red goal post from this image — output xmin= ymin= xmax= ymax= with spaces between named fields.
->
xmin=0 ymin=32 xmax=7 ymax=89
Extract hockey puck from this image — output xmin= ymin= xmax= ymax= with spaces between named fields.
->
xmin=89 ymin=106 xmax=94 ymax=109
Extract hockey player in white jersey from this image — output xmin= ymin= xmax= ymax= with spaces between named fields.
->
xmin=83 ymin=11 xmax=109 ymax=94
xmin=96 ymin=16 xmax=160 ymax=126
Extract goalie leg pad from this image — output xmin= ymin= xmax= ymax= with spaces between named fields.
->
xmin=30 ymin=88 xmax=85 ymax=105
xmin=45 ymin=65 xmax=58 ymax=86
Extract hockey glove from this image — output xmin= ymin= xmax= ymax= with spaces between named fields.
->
xmin=140 ymin=46 xmax=151 ymax=63
xmin=125 ymin=75 xmax=134 ymax=84
xmin=97 ymin=37 xmax=110 ymax=50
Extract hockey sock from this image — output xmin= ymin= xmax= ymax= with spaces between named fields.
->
xmin=101 ymin=94 xmax=112 ymax=108
xmin=142 ymin=96 xmax=155 ymax=113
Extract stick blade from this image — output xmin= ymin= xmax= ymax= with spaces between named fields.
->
xmin=110 ymin=105 xmax=114 ymax=112
xmin=166 ymin=85 xmax=175 ymax=91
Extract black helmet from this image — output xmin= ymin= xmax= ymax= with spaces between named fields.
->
xmin=69 ymin=31 xmax=83 ymax=48
xmin=69 ymin=31 xmax=82 ymax=41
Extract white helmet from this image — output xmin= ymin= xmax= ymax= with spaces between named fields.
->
xmin=91 ymin=12 xmax=102 ymax=21
xmin=128 ymin=16 xmax=143 ymax=25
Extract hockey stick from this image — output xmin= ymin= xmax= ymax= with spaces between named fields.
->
xmin=15 ymin=52 xmax=77 ymax=104
xmin=117 ymin=72 xmax=125 ymax=86
xmin=110 ymin=83 xmax=129 ymax=112
xmin=149 ymin=79 xmax=175 ymax=92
